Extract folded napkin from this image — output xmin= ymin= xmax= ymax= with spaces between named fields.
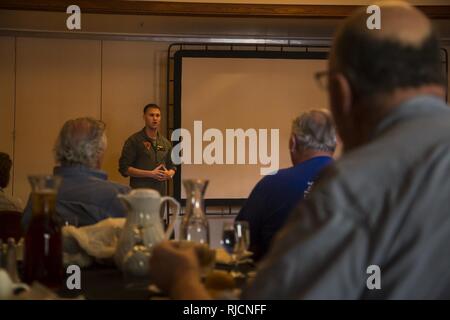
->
xmin=63 ymin=218 xmax=125 ymax=267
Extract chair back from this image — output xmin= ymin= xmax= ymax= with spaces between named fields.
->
xmin=0 ymin=211 xmax=23 ymax=242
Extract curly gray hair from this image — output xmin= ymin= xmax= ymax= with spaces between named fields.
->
xmin=54 ymin=117 xmax=107 ymax=168
xmin=292 ymin=109 xmax=336 ymax=152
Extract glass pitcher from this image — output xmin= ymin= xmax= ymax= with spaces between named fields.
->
xmin=23 ymin=175 xmax=63 ymax=289
xmin=180 ymin=179 xmax=210 ymax=245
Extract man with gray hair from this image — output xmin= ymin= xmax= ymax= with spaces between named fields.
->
xmin=235 ymin=109 xmax=336 ymax=261
xmin=22 ymin=117 xmax=130 ymax=228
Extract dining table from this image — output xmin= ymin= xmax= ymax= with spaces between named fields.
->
xmin=54 ymin=259 xmax=256 ymax=300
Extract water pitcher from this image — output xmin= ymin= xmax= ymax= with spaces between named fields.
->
xmin=115 ymin=189 xmax=180 ymax=277
xmin=180 ymin=179 xmax=210 ymax=245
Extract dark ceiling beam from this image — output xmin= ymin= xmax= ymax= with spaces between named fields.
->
xmin=0 ymin=0 xmax=449 ymax=19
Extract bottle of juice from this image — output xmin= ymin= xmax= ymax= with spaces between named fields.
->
xmin=23 ymin=175 xmax=63 ymax=289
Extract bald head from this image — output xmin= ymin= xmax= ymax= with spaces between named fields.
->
xmin=330 ymin=1 xmax=444 ymax=100
xmin=338 ymin=1 xmax=431 ymax=47
xmin=327 ymin=1 xmax=445 ymax=152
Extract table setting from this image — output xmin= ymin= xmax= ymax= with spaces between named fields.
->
xmin=0 ymin=179 xmax=256 ymax=300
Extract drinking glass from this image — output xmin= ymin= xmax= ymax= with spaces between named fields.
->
xmin=221 ymin=221 xmax=251 ymax=277
xmin=221 ymin=222 xmax=236 ymax=257
xmin=234 ymin=221 xmax=250 ymax=261
xmin=221 ymin=221 xmax=238 ymax=275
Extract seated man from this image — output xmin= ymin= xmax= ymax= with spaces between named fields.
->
xmin=149 ymin=3 xmax=450 ymax=299
xmin=236 ymin=109 xmax=335 ymax=261
xmin=22 ymin=117 xmax=130 ymax=228
xmin=0 ymin=152 xmax=22 ymax=212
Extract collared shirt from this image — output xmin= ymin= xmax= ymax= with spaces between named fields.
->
xmin=0 ymin=188 xmax=22 ymax=212
xmin=119 ymin=128 xmax=175 ymax=194
xmin=22 ymin=165 xmax=130 ymax=228
xmin=236 ymin=156 xmax=333 ymax=261
xmin=243 ymin=95 xmax=450 ymax=299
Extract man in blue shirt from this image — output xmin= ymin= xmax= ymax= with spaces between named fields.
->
xmin=236 ymin=109 xmax=336 ymax=260
xmin=22 ymin=118 xmax=129 ymax=228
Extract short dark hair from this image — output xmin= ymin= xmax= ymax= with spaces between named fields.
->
xmin=143 ymin=103 xmax=161 ymax=114
xmin=335 ymin=30 xmax=445 ymax=100
xmin=0 ymin=152 xmax=12 ymax=189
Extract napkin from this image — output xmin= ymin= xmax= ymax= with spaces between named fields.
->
xmin=63 ymin=218 xmax=125 ymax=267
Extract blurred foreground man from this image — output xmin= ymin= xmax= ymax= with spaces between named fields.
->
xmin=23 ymin=118 xmax=129 ymax=228
xmin=150 ymin=2 xmax=450 ymax=299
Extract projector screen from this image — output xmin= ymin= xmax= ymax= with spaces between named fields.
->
xmin=173 ymin=50 xmax=328 ymax=202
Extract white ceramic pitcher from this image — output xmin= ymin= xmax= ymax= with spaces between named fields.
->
xmin=114 ymin=189 xmax=180 ymax=276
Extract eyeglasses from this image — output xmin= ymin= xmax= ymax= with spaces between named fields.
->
xmin=314 ymin=70 xmax=336 ymax=90
xmin=314 ymin=70 xmax=339 ymax=90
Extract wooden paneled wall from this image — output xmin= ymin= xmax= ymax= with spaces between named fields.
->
xmin=101 ymin=41 xmax=168 ymax=184
xmin=0 ymin=37 xmax=15 ymax=196
xmin=0 ymin=37 xmax=168 ymax=203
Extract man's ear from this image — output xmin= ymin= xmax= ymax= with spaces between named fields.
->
xmin=289 ymin=134 xmax=296 ymax=152
xmin=330 ymin=73 xmax=353 ymax=116
xmin=329 ymin=73 xmax=359 ymax=152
